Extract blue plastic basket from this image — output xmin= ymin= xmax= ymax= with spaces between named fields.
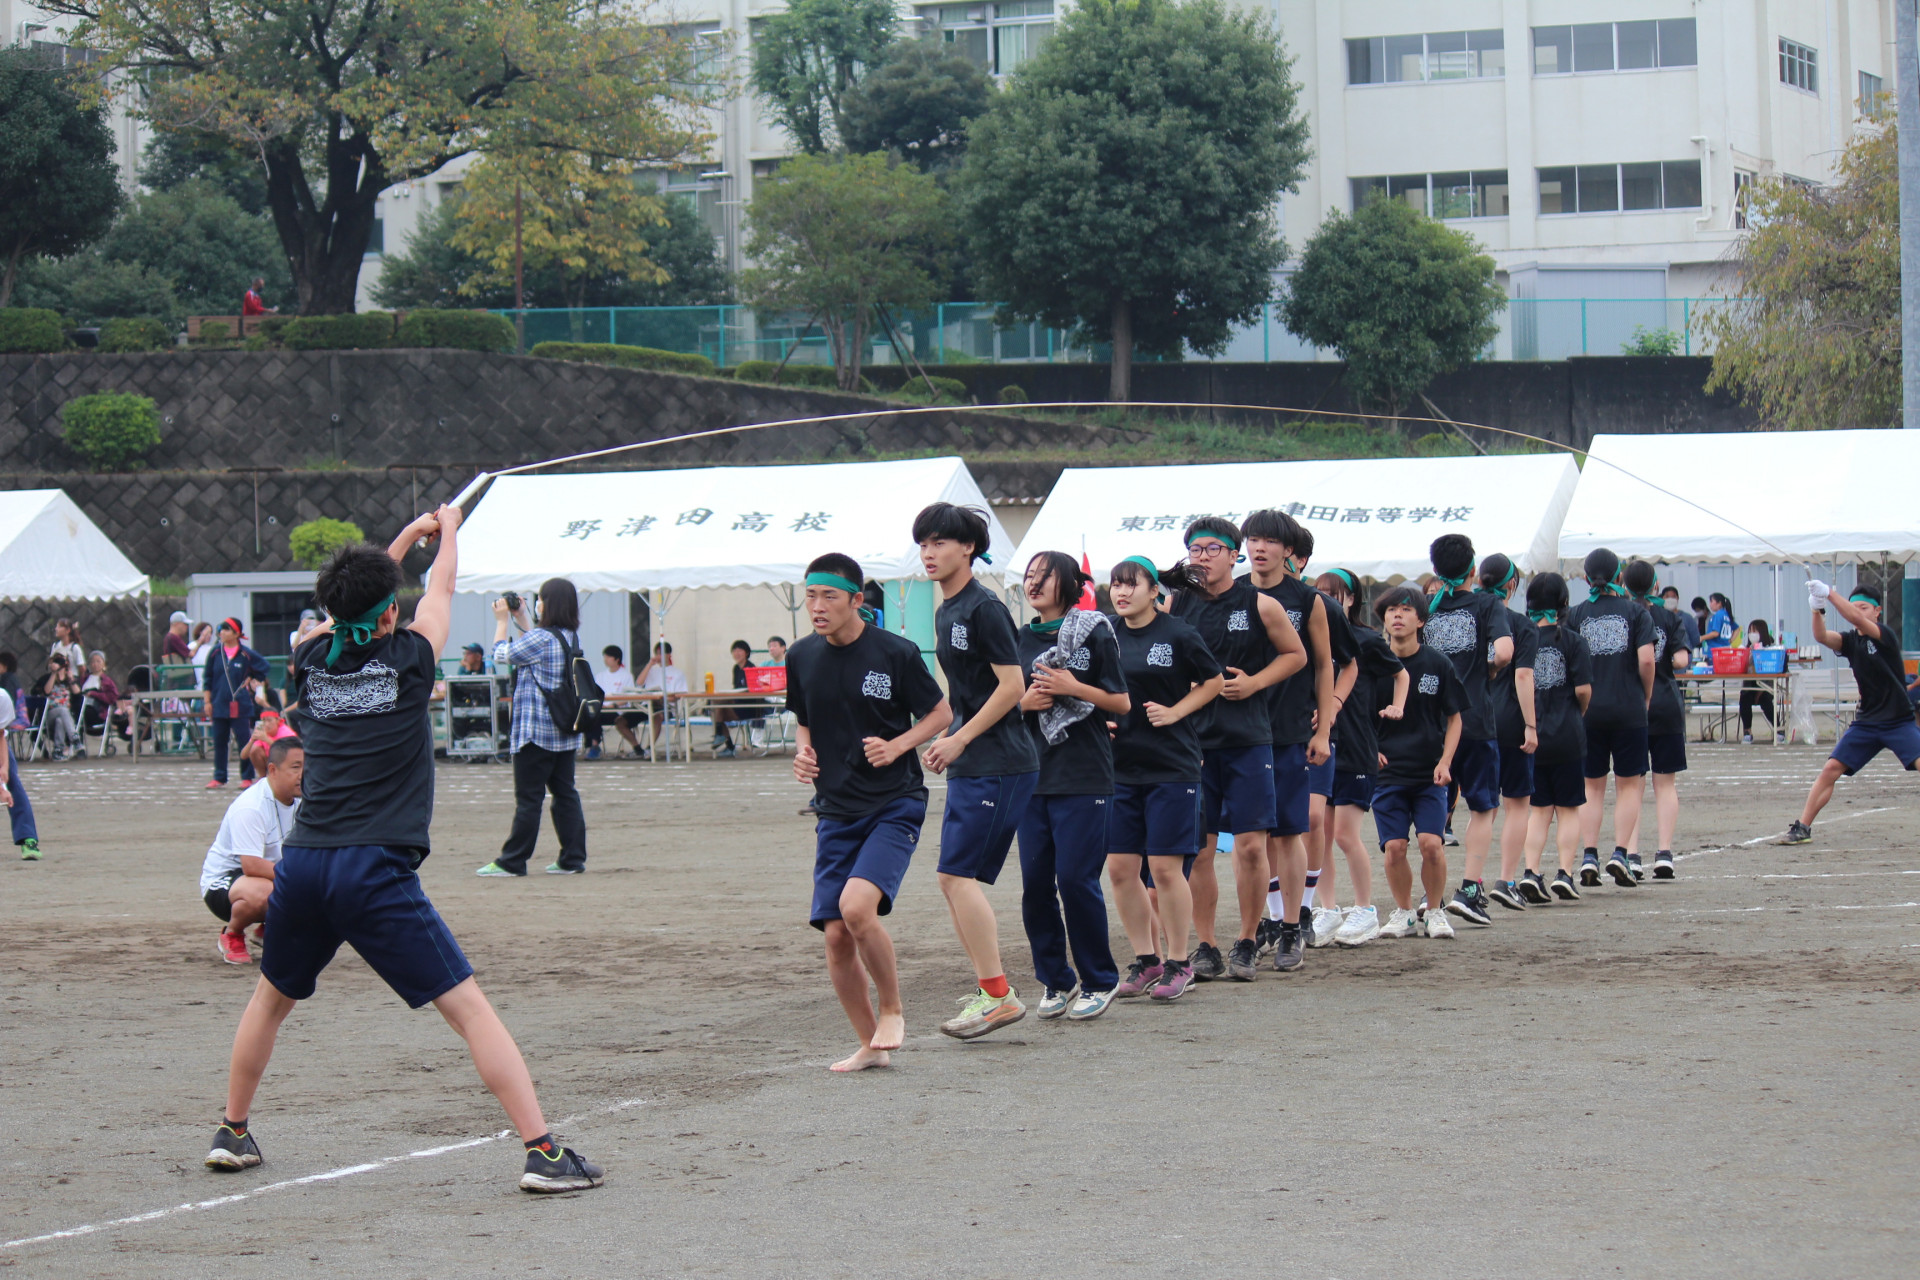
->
xmin=1752 ymin=647 xmax=1787 ymax=674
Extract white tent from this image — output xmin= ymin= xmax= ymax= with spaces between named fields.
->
xmin=1559 ymin=430 xmax=1920 ymax=564
xmin=1011 ymin=454 xmax=1582 ymax=582
xmin=0 ymin=489 xmax=148 ymax=601
xmin=453 ymin=456 xmax=1015 ymax=593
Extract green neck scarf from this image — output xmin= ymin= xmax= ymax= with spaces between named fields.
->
xmin=327 ymin=593 xmax=395 ymax=667
xmin=1030 ymin=615 xmax=1066 ymax=635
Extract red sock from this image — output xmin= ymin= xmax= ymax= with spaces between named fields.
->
xmin=980 ymin=974 xmax=1010 ymax=999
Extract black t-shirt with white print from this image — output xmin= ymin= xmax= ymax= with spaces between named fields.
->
xmin=1423 ymin=589 xmax=1510 ymax=742
xmin=1256 ymin=575 xmax=1321 ymax=747
xmin=1111 ymin=611 xmax=1224 ymax=785
xmin=1334 ymin=624 xmax=1405 ymax=776
xmin=1645 ymin=602 xmax=1690 ymax=736
xmin=786 ymin=624 xmax=945 ymax=819
xmin=1530 ymin=622 xmax=1594 ymax=765
xmin=1375 ymin=644 xmax=1466 ymax=788
xmin=1491 ymin=604 xmax=1538 ymax=748
xmin=1841 ymin=623 xmax=1912 ymax=725
xmin=934 ymin=578 xmax=1040 ymax=778
xmin=287 ymin=627 xmax=439 ymax=855
xmin=1565 ymin=594 xmax=1658 ymax=729
xmin=1018 ymin=614 xmax=1128 ymax=796
xmin=1171 ymin=575 xmax=1275 ymax=751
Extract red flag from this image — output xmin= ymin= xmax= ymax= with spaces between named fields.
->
xmin=1078 ymin=552 xmax=1098 ymax=610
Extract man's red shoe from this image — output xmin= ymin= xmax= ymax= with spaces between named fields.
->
xmin=205 ymin=779 xmax=225 ymax=790
xmin=218 ymin=930 xmax=252 ymax=965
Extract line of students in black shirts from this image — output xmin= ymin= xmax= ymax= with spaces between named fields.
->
xmin=780 ymin=503 xmax=1900 ymax=1072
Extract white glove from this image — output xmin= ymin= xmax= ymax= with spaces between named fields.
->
xmin=1807 ymin=579 xmax=1831 ymax=606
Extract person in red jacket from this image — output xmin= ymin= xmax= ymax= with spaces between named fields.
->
xmin=242 ymin=279 xmax=274 ymax=317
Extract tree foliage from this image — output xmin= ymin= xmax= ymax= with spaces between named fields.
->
xmin=1280 ymin=197 xmax=1505 ymax=414
xmin=0 ymin=47 xmax=125 ymax=307
xmin=139 ymin=129 xmax=269 ymax=216
xmin=49 ymin=0 xmax=718 ymax=313
xmin=750 ymin=0 xmax=896 ymax=154
xmin=954 ymin=0 xmax=1309 ymax=400
xmin=741 ymin=151 xmax=950 ymax=390
xmin=289 ymin=518 xmax=366 ymax=570
xmin=841 ymin=40 xmax=993 ymax=172
xmin=62 ymin=392 xmax=163 ymax=469
xmin=1702 ymin=122 xmax=1899 ymax=429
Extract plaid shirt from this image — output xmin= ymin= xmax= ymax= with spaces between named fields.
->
xmin=495 ymin=627 xmax=584 ymax=754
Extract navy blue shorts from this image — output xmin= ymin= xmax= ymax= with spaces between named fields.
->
xmin=262 ymin=845 xmax=474 ymax=1009
xmin=1330 ymin=770 xmax=1374 ymax=811
xmin=1499 ymin=744 xmax=1535 ymax=799
xmin=1584 ymin=722 xmax=1649 ymax=778
xmin=1307 ymin=753 xmax=1335 ymax=799
xmin=937 ymin=772 xmax=1037 ymax=883
xmin=1453 ymin=739 xmax=1501 ymax=812
xmin=1372 ymin=783 xmax=1449 ymax=848
xmin=1109 ymin=780 xmax=1201 ymax=857
xmin=811 ymin=792 xmax=926 ymax=930
xmin=1268 ymin=742 xmax=1311 ymax=837
xmin=1648 ymin=732 xmax=1688 ymax=776
xmin=1530 ymin=757 xmax=1588 ymax=809
xmin=1201 ymin=744 xmax=1276 ymax=836
xmin=1831 ymin=719 xmax=1920 ymax=776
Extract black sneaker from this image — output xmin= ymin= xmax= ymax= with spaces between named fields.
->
xmin=1272 ymin=924 xmax=1303 ymax=972
xmin=1551 ymin=870 xmax=1582 ymax=901
xmin=1653 ymin=852 xmax=1676 ymax=880
xmin=1188 ymin=941 xmax=1226 ymax=982
xmin=520 ymin=1144 xmax=606 ymax=1194
xmin=205 ymin=1123 xmax=263 ymax=1171
xmin=1253 ymin=916 xmax=1280 ymax=958
xmin=1518 ymin=870 xmax=1551 ymax=904
xmin=1605 ymin=848 xmax=1637 ymax=887
xmin=1445 ymin=883 xmax=1492 ymax=926
xmin=1226 ymin=938 xmax=1259 ymax=981
xmin=1487 ymin=880 xmax=1528 ymax=911
xmin=1579 ymin=855 xmax=1603 ymax=887
xmin=1779 ymin=821 xmax=1813 ymax=846
xmin=1628 ymin=854 xmax=1645 ymax=882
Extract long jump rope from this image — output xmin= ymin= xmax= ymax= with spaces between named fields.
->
xmin=440 ymin=400 xmax=1819 ymax=584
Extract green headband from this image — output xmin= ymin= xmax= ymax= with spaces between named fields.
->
xmin=326 ymin=592 xmax=395 ymax=667
xmin=806 ymin=572 xmax=877 ymax=622
xmin=1477 ymin=561 xmax=1516 ymax=594
xmin=1435 ymin=570 xmax=1470 ymax=599
xmin=1527 ymin=608 xmax=1559 ymax=623
xmin=1122 ymin=554 xmax=1160 ymax=585
xmin=1849 ymin=592 xmax=1881 ymax=605
xmin=1328 ymin=568 xmax=1358 ymax=596
xmin=1187 ymin=533 xmax=1238 ymax=551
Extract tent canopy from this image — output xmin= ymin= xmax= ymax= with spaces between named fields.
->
xmin=0 ymin=489 xmax=148 ymax=601
xmin=1011 ymin=454 xmax=1581 ymax=583
xmin=1559 ymin=430 xmax=1920 ymax=565
xmin=452 ymin=457 xmax=1015 ymax=592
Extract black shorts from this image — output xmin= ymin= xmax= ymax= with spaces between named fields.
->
xmin=1648 ymin=732 xmax=1688 ymax=775
xmin=1530 ymin=757 xmax=1588 ymax=809
xmin=1583 ymin=722 xmax=1649 ymax=779
xmin=203 ymin=868 xmax=241 ymax=922
xmin=1498 ymin=744 xmax=1534 ymax=799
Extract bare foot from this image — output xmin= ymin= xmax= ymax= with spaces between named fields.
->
xmin=869 ymin=1012 xmax=905 ymax=1052
xmin=831 ymin=1046 xmax=892 ymax=1073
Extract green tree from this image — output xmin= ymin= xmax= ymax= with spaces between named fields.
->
xmin=1702 ymin=122 xmax=1898 ymax=429
xmin=14 ymin=256 xmax=178 ymax=326
xmin=751 ymin=0 xmax=897 ymax=154
xmin=50 ymin=0 xmax=718 ymax=314
xmin=841 ymin=40 xmax=993 ymax=173
xmin=289 ymin=518 xmax=366 ymax=569
xmin=0 ymin=47 xmax=125 ymax=307
xmin=1280 ymin=197 xmax=1505 ymax=417
xmin=955 ymin=0 xmax=1308 ymax=401
xmin=741 ymin=151 xmax=950 ymax=390
xmin=139 ymin=129 xmax=269 ymax=216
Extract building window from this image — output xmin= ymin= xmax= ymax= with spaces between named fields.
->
xmin=1860 ymin=71 xmax=1888 ymax=118
xmin=1537 ymin=161 xmax=1702 ymax=214
xmin=672 ymin=22 xmax=725 ymax=84
xmin=1533 ymin=19 xmax=1695 ymax=75
xmin=1346 ymin=29 xmax=1503 ymax=85
xmin=365 ymin=218 xmax=384 ymax=257
xmin=919 ymin=2 xmax=1052 ymax=76
xmin=1780 ymin=39 xmax=1818 ymax=94
xmin=1351 ymin=170 xmax=1508 ymax=219
xmin=1732 ymin=170 xmax=1755 ymax=229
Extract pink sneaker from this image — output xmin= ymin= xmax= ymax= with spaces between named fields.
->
xmin=205 ymin=779 xmax=226 ymax=790
xmin=217 ymin=930 xmax=252 ymax=965
xmin=1114 ymin=958 xmax=1165 ymax=998
xmin=1149 ymin=961 xmax=1195 ymax=1001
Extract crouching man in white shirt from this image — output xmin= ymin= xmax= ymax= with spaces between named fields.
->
xmin=200 ymin=737 xmax=302 ymax=965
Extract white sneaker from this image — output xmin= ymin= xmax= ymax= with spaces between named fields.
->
xmin=1036 ymin=986 xmax=1077 ymax=1019
xmin=1066 ymin=988 xmax=1116 ymax=1021
xmin=1335 ymin=905 xmax=1382 ymax=946
xmin=1424 ymin=908 xmax=1456 ymax=939
xmin=1377 ymin=906 xmax=1418 ymax=938
xmin=1309 ymin=905 xmax=1344 ymax=948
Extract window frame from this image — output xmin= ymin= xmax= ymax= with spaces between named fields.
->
xmin=1779 ymin=37 xmax=1819 ymax=95
xmin=1860 ymin=70 xmax=1888 ymax=119
xmin=1536 ymin=159 xmax=1704 ymax=215
xmin=1345 ymin=28 xmax=1505 ymax=86
xmin=1532 ymin=17 xmax=1696 ymax=77
xmin=1350 ymin=169 xmax=1510 ymax=220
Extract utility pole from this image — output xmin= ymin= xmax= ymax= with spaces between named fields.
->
xmin=513 ymin=178 xmax=526 ymax=355
xmin=1900 ymin=0 xmax=1918 ymax=427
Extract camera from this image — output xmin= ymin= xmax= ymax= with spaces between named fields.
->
xmin=503 ymin=592 xmax=521 ymax=613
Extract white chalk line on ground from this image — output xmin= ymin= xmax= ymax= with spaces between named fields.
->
xmin=1 ymin=1097 xmax=650 ymax=1253
xmin=1635 ymin=901 xmax=1920 ymax=917
xmin=1674 ymin=807 xmax=1899 ymax=861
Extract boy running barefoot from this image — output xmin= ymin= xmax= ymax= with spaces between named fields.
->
xmin=1516 ymin=574 xmax=1594 ymax=903
xmin=205 ymin=508 xmax=604 ymax=1195
xmin=200 ymin=737 xmax=302 ymax=965
xmin=787 ymin=555 xmax=953 ymax=1071
xmin=1565 ymin=549 xmax=1658 ymax=888
xmin=1781 ymin=583 xmax=1920 ymax=844
xmin=915 ymin=503 xmax=1042 ymax=1040
xmin=1370 ymin=587 xmax=1465 ymax=941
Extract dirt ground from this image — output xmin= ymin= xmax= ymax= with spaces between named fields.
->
xmin=1 ymin=745 xmax=1916 ymax=1278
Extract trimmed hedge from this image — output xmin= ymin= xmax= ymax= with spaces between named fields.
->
xmin=901 ymin=374 xmax=970 ymax=402
xmin=288 ymin=517 xmax=366 ymax=570
xmin=62 ymin=391 xmax=163 ymax=469
xmin=0 ymin=308 xmax=68 ymax=353
xmin=97 ymin=317 xmax=174 ymax=353
xmin=396 ymin=309 xmax=517 ymax=353
xmin=530 ymin=341 xmax=715 ymax=375
xmin=731 ymin=359 xmax=875 ymax=393
xmin=997 ymin=384 xmax=1028 ymax=405
xmin=282 ymin=312 xmax=397 ymax=350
